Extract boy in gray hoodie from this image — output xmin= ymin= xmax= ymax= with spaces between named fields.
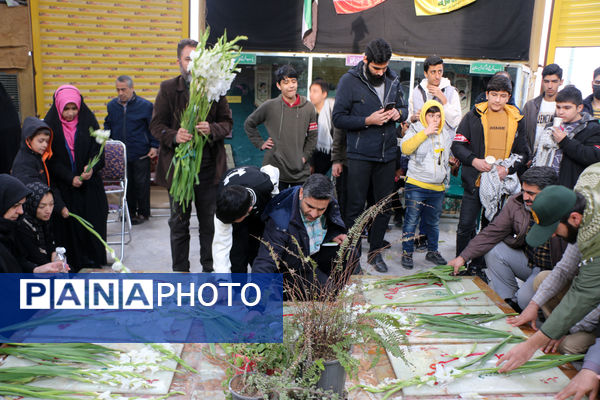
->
xmin=245 ymin=65 xmax=317 ymax=188
xmin=400 ymin=100 xmax=452 ymax=269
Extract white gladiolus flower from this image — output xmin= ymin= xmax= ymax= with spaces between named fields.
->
xmin=110 ymin=260 xmax=130 ymax=273
xmin=91 ymin=129 xmax=111 ymax=144
xmin=433 ymin=363 xmax=458 ymax=385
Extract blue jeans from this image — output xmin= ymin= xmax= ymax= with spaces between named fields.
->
xmin=402 ymin=183 xmax=445 ymax=254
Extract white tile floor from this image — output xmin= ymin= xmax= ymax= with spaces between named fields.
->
xmin=107 ymin=205 xmax=459 ymax=275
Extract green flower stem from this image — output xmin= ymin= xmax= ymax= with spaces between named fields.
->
xmin=69 ymin=212 xmax=126 ymax=271
xmin=80 ymin=139 xmax=107 ymax=181
xmin=0 ymin=383 xmax=97 ymax=400
xmin=369 ymin=290 xmax=482 ymax=309
xmin=149 ymin=344 xmax=198 ymax=374
xmin=457 ymin=335 xmax=513 ymax=370
xmin=351 ymin=353 xmax=584 ymax=400
xmin=370 ymin=265 xmax=464 ymax=287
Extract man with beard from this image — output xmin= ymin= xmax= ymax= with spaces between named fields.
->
xmin=497 ymin=163 xmax=600 ymax=373
xmin=332 ymin=38 xmax=407 ymax=273
xmin=583 ymin=66 xmax=600 ymax=121
xmin=448 ymin=167 xmax=567 ymax=311
xmin=150 ymin=38 xmax=233 ymax=272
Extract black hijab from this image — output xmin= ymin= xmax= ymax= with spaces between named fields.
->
xmin=0 ymin=174 xmax=32 ymax=273
xmin=0 ymin=174 xmax=31 ymax=217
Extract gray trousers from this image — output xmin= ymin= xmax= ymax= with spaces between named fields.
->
xmin=484 ymin=241 xmax=540 ymax=309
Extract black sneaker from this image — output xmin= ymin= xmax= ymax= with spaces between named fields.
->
xmin=425 ymin=251 xmax=447 ymax=266
xmin=401 ymin=253 xmax=413 ymax=269
xmin=415 ymin=235 xmax=428 ymax=253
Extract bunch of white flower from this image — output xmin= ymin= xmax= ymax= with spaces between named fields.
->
xmin=188 ymin=46 xmax=239 ymax=103
xmin=91 ymin=129 xmax=111 ymax=145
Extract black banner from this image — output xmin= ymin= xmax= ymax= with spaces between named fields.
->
xmin=207 ymin=0 xmax=534 ymax=61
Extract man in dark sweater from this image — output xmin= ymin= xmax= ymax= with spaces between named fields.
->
xmin=105 ymin=75 xmax=158 ymax=225
xmin=332 ymin=38 xmax=407 ymax=273
xmin=245 ymin=65 xmax=317 ymax=189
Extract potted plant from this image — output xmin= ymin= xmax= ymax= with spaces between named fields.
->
xmin=211 ymin=342 xmax=341 ymax=399
xmin=266 ymin=196 xmax=410 ymax=398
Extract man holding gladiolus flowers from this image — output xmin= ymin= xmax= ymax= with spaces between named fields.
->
xmin=150 ymin=38 xmax=233 ymax=273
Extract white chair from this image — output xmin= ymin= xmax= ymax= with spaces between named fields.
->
xmin=100 ymin=140 xmax=132 ymax=261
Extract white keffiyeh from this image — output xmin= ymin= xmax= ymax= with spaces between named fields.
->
xmin=479 ymin=154 xmax=523 ymax=221
xmin=316 ymin=98 xmax=334 ymax=153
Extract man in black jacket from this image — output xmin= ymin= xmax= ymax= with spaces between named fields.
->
xmin=252 ymin=174 xmax=347 ymax=294
xmin=582 ymin=66 xmax=600 ymax=121
xmin=451 ymin=75 xmax=529 ymax=275
xmin=332 ymin=38 xmax=407 ymax=273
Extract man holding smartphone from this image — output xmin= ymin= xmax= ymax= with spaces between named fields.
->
xmin=332 ymin=38 xmax=407 ymax=273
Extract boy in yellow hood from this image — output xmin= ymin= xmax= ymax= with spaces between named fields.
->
xmin=400 ymin=100 xmax=452 ymax=269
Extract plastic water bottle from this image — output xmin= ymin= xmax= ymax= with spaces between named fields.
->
xmin=56 ymin=247 xmax=67 ymax=272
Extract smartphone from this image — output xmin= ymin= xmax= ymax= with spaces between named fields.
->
xmin=384 ymin=102 xmax=396 ymax=111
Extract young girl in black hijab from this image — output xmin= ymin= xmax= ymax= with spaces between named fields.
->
xmin=16 ymin=182 xmax=59 ymax=266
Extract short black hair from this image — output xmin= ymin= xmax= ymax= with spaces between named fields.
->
xmin=177 ymin=38 xmax=198 ymax=59
xmin=425 ymin=105 xmax=441 ymax=115
xmin=593 ymin=66 xmax=600 ymax=80
xmin=424 ymin=56 xmax=443 ymax=73
xmin=302 ymin=174 xmax=334 ymax=200
xmin=365 ymin=38 xmax=392 ymax=64
xmin=30 ymin=128 xmax=51 ymax=139
xmin=560 ymin=191 xmax=586 ymax=223
xmin=486 ymin=75 xmax=512 ymax=94
xmin=116 ymin=75 xmax=134 ymax=88
xmin=521 ymin=166 xmax=558 ymax=190
xmin=216 ymin=185 xmax=252 ymax=224
xmin=542 ymin=63 xmax=563 ymax=79
xmin=556 ymin=85 xmax=583 ymax=106
xmin=275 ymin=64 xmax=298 ymax=84
xmin=310 ymin=78 xmax=328 ymax=93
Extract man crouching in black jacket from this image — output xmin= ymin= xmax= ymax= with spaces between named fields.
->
xmin=252 ymin=174 xmax=347 ymax=298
